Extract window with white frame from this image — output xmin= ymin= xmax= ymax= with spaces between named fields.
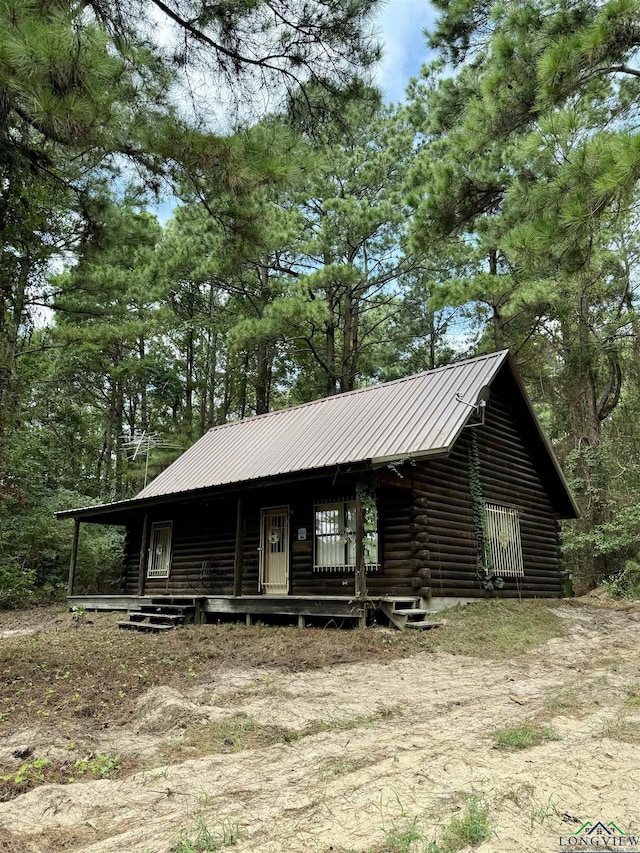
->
xmin=483 ymin=503 xmax=524 ymax=577
xmin=147 ymin=521 xmax=172 ymax=579
xmin=314 ymin=498 xmax=378 ymax=571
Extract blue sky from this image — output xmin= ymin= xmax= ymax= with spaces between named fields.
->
xmin=148 ymin=2 xmax=437 ymax=222
xmin=375 ymin=0 xmax=437 ymax=103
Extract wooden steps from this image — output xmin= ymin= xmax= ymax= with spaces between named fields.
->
xmin=378 ymin=597 xmax=443 ymax=632
xmin=118 ymin=596 xmax=205 ymax=633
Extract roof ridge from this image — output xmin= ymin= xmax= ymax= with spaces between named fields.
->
xmin=206 ymin=350 xmax=509 ymax=434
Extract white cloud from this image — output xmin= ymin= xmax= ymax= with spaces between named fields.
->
xmin=374 ymin=0 xmax=437 ymax=104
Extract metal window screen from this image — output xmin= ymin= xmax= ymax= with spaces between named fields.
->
xmin=147 ymin=521 xmax=172 ymax=578
xmin=484 ymin=503 xmax=524 ymax=577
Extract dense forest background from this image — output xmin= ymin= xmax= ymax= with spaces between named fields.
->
xmin=2 ymin=0 xmax=640 ymax=604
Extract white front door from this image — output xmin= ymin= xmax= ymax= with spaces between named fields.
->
xmin=260 ymin=507 xmax=289 ymax=595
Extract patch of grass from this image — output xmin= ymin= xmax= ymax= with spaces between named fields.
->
xmin=176 ymin=714 xmax=291 ymax=757
xmin=0 ymin=751 xmax=123 ymax=801
xmin=493 ymin=721 xmax=560 ymax=751
xmin=172 ymin=816 xmax=238 ymax=852
xmin=412 ymin=600 xmax=566 ymax=659
xmin=381 ymin=815 xmax=427 ymax=852
xmin=624 ymin=684 xmax=640 ymax=709
xmin=528 ymin=799 xmax=559 ymax=828
xmin=374 ymin=797 xmax=491 ymax=853
xmin=603 ymin=715 xmax=640 ymax=744
xmin=543 ymin=676 xmax=610 ymax=720
xmin=432 ymin=796 xmax=492 ymax=853
xmin=0 ymin=611 xmax=418 ymax=734
xmin=177 ymin=704 xmax=400 ymax=760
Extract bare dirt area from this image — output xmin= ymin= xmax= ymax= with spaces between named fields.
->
xmin=0 ymin=599 xmax=638 ymax=852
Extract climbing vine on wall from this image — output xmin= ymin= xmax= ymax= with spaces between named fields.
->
xmin=468 ymin=432 xmax=504 ymax=591
xmin=356 ymin=479 xmax=378 ymax=564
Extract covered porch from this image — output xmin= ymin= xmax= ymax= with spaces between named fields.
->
xmin=67 ymin=592 xmax=371 ymax=628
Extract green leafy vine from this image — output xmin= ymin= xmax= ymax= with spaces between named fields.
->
xmin=356 ymin=480 xmax=378 ymax=564
xmin=468 ymin=432 xmax=503 ymax=591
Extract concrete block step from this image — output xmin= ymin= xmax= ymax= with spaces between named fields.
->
xmin=405 ymin=621 xmax=443 ymax=630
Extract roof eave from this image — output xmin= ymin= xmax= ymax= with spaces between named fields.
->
xmin=55 ymin=460 xmax=375 ymax=523
xmin=371 ymin=447 xmax=449 ymax=466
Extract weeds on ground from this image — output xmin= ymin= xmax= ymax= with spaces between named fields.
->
xmin=603 ymin=714 xmax=640 ymax=744
xmin=0 ymin=601 xmax=565 ymax=735
xmin=0 ymin=751 xmax=122 ymax=800
xmin=172 ymin=816 xmax=238 ymax=852
xmin=528 ymin=798 xmax=560 ymax=828
xmin=432 ymin=796 xmax=492 ymax=852
xmin=492 ymin=721 xmax=560 ymax=750
xmin=411 ymin=600 xmax=566 ymax=659
xmin=376 ymin=796 xmax=491 ymax=853
xmin=381 ymin=815 xmax=426 ymax=852
xmin=624 ymin=684 xmax=640 ymax=709
xmin=174 ymin=714 xmax=291 ymax=757
xmin=176 ymin=705 xmax=399 ymax=760
xmin=599 ymin=561 xmax=640 ymax=599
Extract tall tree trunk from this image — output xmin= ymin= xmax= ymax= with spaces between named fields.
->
xmin=139 ymin=334 xmax=148 ymax=433
xmin=488 ymin=249 xmax=503 ymax=350
xmin=0 ymin=254 xmax=30 ymax=469
xmin=184 ymin=326 xmax=194 ymax=437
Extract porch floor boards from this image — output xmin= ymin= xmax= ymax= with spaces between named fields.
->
xmin=68 ymin=594 xmax=368 ymax=624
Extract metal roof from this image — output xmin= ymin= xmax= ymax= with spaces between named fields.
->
xmin=136 ymin=350 xmax=510 ymax=499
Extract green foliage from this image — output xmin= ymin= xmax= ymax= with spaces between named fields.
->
xmin=600 ymin=560 xmax=640 ymax=599
xmin=379 ymin=797 xmax=491 ymax=853
xmin=381 ymin=815 xmax=427 ymax=852
xmin=0 ymin=561 xmax=35 ymax=609
xmin=71 ymin=753 xmax=121 ymax=780
xmin=433 ymin=797 xmax=492 ymax=853
xmin=172 ymin=817 xmax=238 ymax=853
xmin=467 ymin=433 xmax=503 ymax=591
xmin=492 ymin=722 xmax=560 ymax=751
xmin=0 ymin=756 xmax=51 ymax=799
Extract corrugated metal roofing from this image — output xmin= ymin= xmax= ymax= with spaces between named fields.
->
xmin=136 ymin=350 xmax=510 ymax=499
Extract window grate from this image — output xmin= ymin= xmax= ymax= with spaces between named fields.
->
xmin=484 ymin=503 xmax=524 ymax=577
xmin=313 ymin=497 xmax=378 ymax=572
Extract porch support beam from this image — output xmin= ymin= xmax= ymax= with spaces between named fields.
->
xmin=355 ymin=495 xmax=367 ymax=602
xmin=67 ymin=517 xmax=80 ymax=596
xmin=233 ymin=496 xmax=244 ymax=596
xmin=137 ymin=512 xmax=150 ymax=596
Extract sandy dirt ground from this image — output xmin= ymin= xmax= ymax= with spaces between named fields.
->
xmin=1 ymin=602 xmax=639 ymax=852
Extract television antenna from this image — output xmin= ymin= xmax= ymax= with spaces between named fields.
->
xmin=121 ymin=431 xmax=179 ymax=488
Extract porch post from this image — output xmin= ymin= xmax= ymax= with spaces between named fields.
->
xmin=355 ymin=495 xmax=367 ymax=602
xmin=137 ymin=512 xmax=150 ymax=596
xmin=67 ymin=517 xmax=80 ymax=596
xmin=233 ymin=496 xmax=244 ymax=596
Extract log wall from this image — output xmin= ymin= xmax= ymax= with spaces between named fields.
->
xmin=385 ymin=383 xmax=562 ymax=599
xmin=122 ymin=473 xmax=414 ymax=597
xmin=122 ymin=378 xmax=563 ymax=600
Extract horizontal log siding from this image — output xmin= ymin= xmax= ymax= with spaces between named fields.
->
xmin=121 ymin=381 xmax=561 ymax=601
xmin=122 ymin=526 xmax=141 ymax=593
xmin=372 ymin=487 xmax=417 ymax=597
xmin=407 ymin=387 xmax=561 ymax=599
xmin=123 ymin=474 xmax=418 ymax=597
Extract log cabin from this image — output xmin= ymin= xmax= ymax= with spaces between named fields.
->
xmin=57 ymin=350 xmax=578 ymax=630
